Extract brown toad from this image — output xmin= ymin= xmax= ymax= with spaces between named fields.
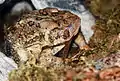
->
xmin=6 ymin=8 xmax=89 ymax=63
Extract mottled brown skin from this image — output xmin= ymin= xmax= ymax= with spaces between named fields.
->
xmin=6 ymin=8 xmax=89 ymax=62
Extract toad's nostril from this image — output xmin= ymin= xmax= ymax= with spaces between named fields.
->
xmin=63 ymin=29 xmax=70 ymax=39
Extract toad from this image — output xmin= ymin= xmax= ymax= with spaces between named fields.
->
xmin=6 ymin=8 xmax=89 ymax=63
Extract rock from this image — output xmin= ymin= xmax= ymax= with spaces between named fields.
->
xmin=0 ymin=51 xmax=17 ymax=81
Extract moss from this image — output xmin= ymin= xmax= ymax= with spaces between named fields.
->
xmin=85 ymin=0 xmax=120 ymax=17
xmin=84 ymin=0 xmax=120 ymax=57
xmin=9 ymin=65 xmax=59 ymax=81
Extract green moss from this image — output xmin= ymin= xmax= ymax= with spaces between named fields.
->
xmin=85 ymin=0 xmax=120 ymax=17
xmin=85 ymin=0 xmax=120 ymax=57
xmin=9 ymin=65 xmax=59 ymax=81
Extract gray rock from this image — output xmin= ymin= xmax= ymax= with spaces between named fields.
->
xmin=0 ymin=52 xmax=17 ymax=81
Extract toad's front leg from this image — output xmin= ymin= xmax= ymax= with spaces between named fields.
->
xmin=74 ymin=31 xmax=90 ymax=50
xmin=62 ymin=40 xmax=72 ymax=58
